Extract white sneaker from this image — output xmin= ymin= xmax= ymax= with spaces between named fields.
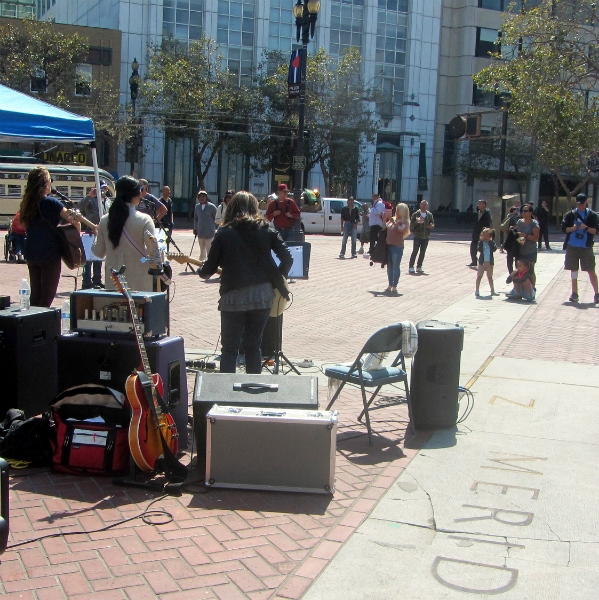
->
xmin=417 ymin=268 xmax=424 ymax=274
xmin=288 ymin=278 xmax=297 ymax=283
xmin=409 ymin=267 xmax=415 ymax=274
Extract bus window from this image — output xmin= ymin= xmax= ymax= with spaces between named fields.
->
xmin=8 ymin=185 xmax=21 ymax=196
xmin=0 ymin=184 xmax=4 ymax=195
xmin=55 ymin=185 xmax=69 ymax=197
xmin=70 ymin=186 xmax=84 ymax=200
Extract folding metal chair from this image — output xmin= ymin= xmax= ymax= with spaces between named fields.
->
xmin=325 ymin=323 xmax=413 ymax=445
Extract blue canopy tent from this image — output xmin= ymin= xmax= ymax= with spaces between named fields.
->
xmin=0 ymin=83 xmax=103 ymax=214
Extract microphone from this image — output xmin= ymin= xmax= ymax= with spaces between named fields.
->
xmin=51 ymin=188 xmax=75 ymax=207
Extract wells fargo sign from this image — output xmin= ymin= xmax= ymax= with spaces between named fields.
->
xmin=43 ymin=151 xmax=87 ymax=165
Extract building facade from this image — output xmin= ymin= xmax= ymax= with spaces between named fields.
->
xmin=42 ymin=0 xmax=443 ymax=209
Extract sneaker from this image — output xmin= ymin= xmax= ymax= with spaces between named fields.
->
xmin=363 ymin=253 xmax=370 ymax=258
xmin=594 ymin=293 xmax=599 ymax=304
xmin=491 ymin=292 xmax=500 ymax=296
xmin=475 ymin=290 xmax=480 ymax=297
xmin=358 ymin=247 xmax=364 ymax=254
xmin=339 ymin=254 xmax=345 ymax=259
xmin=82 ymin=283 xmax=93 ymax=290
xmin=467 ymin=262 xmax=477 ymax=267
xmin=390 ymin=287 xmax=398 ymax=295
xmin=569 ymin=293 xmax=579 ymax=302
xmin=288 ymin=278 xmax=297 ymax=284
xmin=351 ymin=255 xmax=357 ymax=259
xmin=409 ymin=267 xmax=415 ymax=274
xmin=417 ymin=268 xmax=424 ymax=274
xmin=506 ymin=289 xmax=520 ymax=299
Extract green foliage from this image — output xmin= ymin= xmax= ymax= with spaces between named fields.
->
xmin=141 ymin=36 xmax=266 ymax=191
xmin=475 ymin=0 xmax=599 ymax=198
xmin=0 ymin=19 xmax=130 ymax=146
xmin=261 ymin=47 xmax=379 ymax=195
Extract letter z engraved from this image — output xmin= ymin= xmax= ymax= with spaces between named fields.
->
xmin=489 ymin=395 xmax=535 ymax=408
xmin=482 ymin=452 xmax=547 ymax=475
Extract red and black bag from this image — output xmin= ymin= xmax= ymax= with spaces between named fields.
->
xmin=50 ymin=384 xmax=130 ymax=475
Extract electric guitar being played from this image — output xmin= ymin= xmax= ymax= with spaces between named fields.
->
xmin=110 ymin=267 xmax=178 ymax=473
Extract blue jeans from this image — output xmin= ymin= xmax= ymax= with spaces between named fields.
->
xmin=387 ymin=245 xmax=404 ymax=287
xmin=11 ymin=233 xmax=25 ymax=255
xmin=220 ymin=308 xmax=271 ymax=374
xmin=340 ymin=222 xmax=357 ymax=256
xmin=83 ymin=260 xmax=103 ymax=286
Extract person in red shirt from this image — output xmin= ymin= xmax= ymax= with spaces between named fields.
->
xmin=10 ymin=211 xmax=27 ymax=262
xmin=265 ymin=183 xmax=301 ymax=242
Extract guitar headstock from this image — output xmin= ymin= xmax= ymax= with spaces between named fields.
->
xmin=109 ymin=267 xmax=132 ymax=301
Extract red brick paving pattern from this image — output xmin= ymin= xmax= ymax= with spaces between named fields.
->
xmin=0 ymin=229 xmax=593 ymax=598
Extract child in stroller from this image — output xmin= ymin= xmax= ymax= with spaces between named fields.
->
xmin=5 ymin=212 xmax=26 ymax=263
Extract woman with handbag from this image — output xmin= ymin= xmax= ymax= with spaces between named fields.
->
xmin=92 ymin=176 xmax=157 ymax=292
xmin=19 ymin=166 xmax=81 ymax=307
xmin=199 ymin=191 xmax=293 ymax=374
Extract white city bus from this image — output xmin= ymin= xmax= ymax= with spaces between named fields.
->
xmin=0 ymin=160 xmax=116 ymax=227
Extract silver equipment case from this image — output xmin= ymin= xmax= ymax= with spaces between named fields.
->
xmin=205 ymin=405 xmax=337 ymax=494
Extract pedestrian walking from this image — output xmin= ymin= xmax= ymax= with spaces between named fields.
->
xmin=408 ymin=199 xmax=434 ymax=274
xmin=193 ymin=190 xmax=217 ymax=262
xmin=358 ymin=203 xmax=370 ymax=254
xmin=468 ymin=199 xmax=492 ymax=267
xmin=474 ymin=228 xmax=498 ymax=297
xmin=383 ymin=203 xmax=410 ymax=294
xmin=535 ymin=200 xmax=551 ymax=250
xmin=561 ymin=193 xmax=598 ymax=304
xmin=368 ymin=193 xmax=385 ymax=255
xmin=339 ymin=196 xmax=360 ymax=258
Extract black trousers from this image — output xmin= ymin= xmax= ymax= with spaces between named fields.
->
xmin=409 ymin=237 xmax=429 ymax=269
xmin=538 ymin=224 xmax=550 ymax=249
xmin=369 ymin=225 xmax=381 ymax=254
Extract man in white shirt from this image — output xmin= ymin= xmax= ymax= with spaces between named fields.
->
xmin=368 ymin=193 xmax=385 ymax=255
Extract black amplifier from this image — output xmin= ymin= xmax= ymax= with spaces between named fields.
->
xmin=69 ymin=289 xmax=168 ymax=338
xmin=192 ymin=372 xmax=318 ymax=458
xmin=0 ymin=306 xmax=60 ymax=417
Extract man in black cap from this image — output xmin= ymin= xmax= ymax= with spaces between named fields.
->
xmin=561 ymin=193 xmax=598 ymax=303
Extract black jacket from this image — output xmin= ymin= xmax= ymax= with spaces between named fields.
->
xmin=561 ymin=207 xmax=598 ymax=248
xmin=472 ymin=208 xmax=492 ymax=241
xmin=199 ymin=220 xmax=293 ymax=295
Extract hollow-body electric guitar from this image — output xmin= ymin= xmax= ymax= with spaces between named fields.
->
xmin=110 ymin=267 xmax=178 ymax=473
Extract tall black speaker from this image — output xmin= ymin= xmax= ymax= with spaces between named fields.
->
xmin=410 ymin=320 xmax=464 ymax=429
xmin=57 ymin=334 xmax=188 ymax=449
xmin=0 ymin=307 xmax=60 ymax=418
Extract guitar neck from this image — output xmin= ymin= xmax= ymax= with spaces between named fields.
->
xmin=126 ymin=294 xmax=152 ymax=378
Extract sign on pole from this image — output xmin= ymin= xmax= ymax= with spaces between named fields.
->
xmin=293 ymin=155 xmax=306 ymax=170
xmin=373 ymin=153 xmax=380 ymax=193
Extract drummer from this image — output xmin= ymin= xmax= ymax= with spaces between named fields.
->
xmin=78 ymin=182 xmax=104 ymax=289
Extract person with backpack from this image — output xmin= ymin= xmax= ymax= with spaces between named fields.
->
xmin=265 ymin=183 xmax=301 ymax=242
xmin=561 ymin=193 xmax=598 ymax=303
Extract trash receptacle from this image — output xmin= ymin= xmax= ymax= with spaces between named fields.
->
xmin=410 ymin=320 xmax=464 ymax=429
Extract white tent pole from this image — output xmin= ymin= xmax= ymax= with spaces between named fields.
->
xmin=91 ymin=143 xmax=103 ymax=217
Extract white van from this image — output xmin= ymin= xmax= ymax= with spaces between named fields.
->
xmin=300 ymin=198 xmax=364 ymax=235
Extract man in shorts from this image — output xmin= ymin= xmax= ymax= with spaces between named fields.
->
xmin=561 ymin=193 xmax=598 ymax=303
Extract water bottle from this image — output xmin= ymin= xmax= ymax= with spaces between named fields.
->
xmin=61 ymin=299 xmax=71 ymax=335
xmin=19 ymin=278 xmax=30 ymax=310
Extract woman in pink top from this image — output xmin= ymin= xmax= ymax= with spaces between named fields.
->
xmin=384 ymin=203 xmax=410 ymax=294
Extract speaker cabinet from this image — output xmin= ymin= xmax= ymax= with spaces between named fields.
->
xmin=0 ymin=307 xmax=60 ymax=418
xmin=410 ymin=320 xmax=464 ymax=429
xmin=57 ymin=334 xmax=188 ymax=449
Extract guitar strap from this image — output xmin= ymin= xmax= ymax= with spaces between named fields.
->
xmin=136 ymin=371 xmax=188 ymax=485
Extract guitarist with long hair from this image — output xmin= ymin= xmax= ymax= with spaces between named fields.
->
xmin=199 ymin=191 xmax=293 ymax=374
xmin=19 ymin=166 xmax=81 ymax=307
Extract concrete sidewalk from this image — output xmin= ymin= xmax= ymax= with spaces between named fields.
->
xmin=304 ymin=251 xmax=599 ymax=599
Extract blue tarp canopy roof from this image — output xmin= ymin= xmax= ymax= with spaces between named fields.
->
xmin=0 ymin=83 xmax=95 ymax=143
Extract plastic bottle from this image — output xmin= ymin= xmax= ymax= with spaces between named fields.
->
xmin=61 ymin=300 xmax=71 ymax=335
xmin=19 ymin=278 xmax=30 ymax=310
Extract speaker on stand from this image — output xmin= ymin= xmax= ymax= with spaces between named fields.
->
xmin=410 ymin=320 xmax=464 ymax=429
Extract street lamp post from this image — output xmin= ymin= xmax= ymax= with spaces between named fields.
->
xmin=129 ymin=58 xmax=140 ymax=176
xmin=292 ymin=0 xmax=320 ymax=207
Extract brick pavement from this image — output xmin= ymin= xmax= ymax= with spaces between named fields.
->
xmin=0 ymin=229 xmax=595 ymax=599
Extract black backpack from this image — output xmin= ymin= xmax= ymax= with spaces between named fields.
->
xmin=0 ymin=409 xmax=53 ymax=466
xmin=369 ymin=228 xmax=388 ymax=267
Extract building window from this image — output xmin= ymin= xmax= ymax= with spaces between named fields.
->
xmin=87 ymin=47 xmax=112 ymax=66
xmin=475 ymin=28 xmax=500 ymax=58
xmin=75 ymin=64 xmax=92 ymax=96
xmin=472 ymin=83 xmax=495 ymax=107
xmin=330 ymin=0 xmax=364 ymax=58
xmin=30 ymin=66 xmax=47 ymax=93
xmin=375 ymin=1 xmax=408 ymax=117
xmin=268 ymin=0 xmax=293 ymax=52
xmin=218 ymin=0 xmax=255 ymax=86
xmin=163 ymin=0 xmax=203 ymax=41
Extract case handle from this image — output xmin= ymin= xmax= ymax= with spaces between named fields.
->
xmin=258 ymin=410 xmax=286 ymax=418
xmin=233 ymin=383 xmax=279 ymax=391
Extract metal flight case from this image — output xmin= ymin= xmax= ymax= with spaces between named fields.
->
xmin=205 ymin=405 xmax=337 ymax=494
xmin=192 ymin=372 xmax=319 ymax=458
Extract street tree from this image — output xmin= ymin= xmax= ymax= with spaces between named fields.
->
xmin=262 ymin=47 xmax=379 ymax=195
xmin=0 ymin=19 xmax=130 ymax=147
xmin=141 ymin=36 xmax=265 ymax=201
xmin=474 ymin=0 xmax=599 ymax=208
xmin=457 ymin=124 xmax=541 ymax=201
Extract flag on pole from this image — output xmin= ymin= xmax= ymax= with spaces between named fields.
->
xmin=288 ymin=49 xmax=303 ymax=98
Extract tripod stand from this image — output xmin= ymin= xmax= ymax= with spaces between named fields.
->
xmin=262 ymin=314 xmax=299 ymax=375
